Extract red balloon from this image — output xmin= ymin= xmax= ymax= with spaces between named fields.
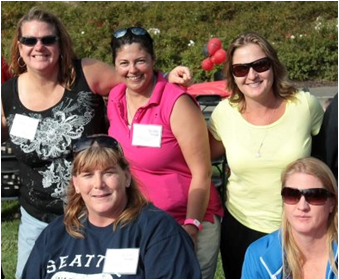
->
xmin=207 ymin=38 xmax=222 ymax=56
xmin=211 ymin=49 xmax=227 ymax=65
xmin=201 ymin=58 xmax=214 ymax=71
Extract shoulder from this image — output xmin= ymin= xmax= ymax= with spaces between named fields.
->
xmin=1 ymin=77 xmax=17 ymax=93
xmin=137 ymin=204 xmax=181 ymax=228
xmin=136 ymin=204 xmax=188 ymax=239
xmin=2 ymin=77 xmax=18 ymax=112
xmin=108 ymin=83 xmax=126 ymax=101
xmin=156 ymin=73 xmax=187 ymax=103
xmin=247 ymin=230 xmax=281 ymax=254
xmin=35 ymin=215 xmax=67 ymax=245
xmin=210 ymin=98 xmax=237 ymax=125
xmin=288 ymin=90 xmax=323 ymax=116
xmin=293 ymin=90 xmax=320 ymax=105
xmin=213 ymin=98 xmax=234 ymax=114
xmin=242 ymin=230 xmax=283 ymax=279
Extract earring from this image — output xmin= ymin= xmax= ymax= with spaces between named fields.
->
xmin=17 ymin=57 xmax=26 ymax=68
xmin=126 ymin=179 xmax=131 ymax=188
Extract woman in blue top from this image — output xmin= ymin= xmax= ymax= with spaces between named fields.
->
xmin=242 ymin=157 xmax=338 ymax=279
xmin=22 ymin=135 xmax=201 ymax=279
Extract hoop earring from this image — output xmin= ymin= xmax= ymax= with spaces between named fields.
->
xmin=17 ymin=57 xmax=26 ymax=68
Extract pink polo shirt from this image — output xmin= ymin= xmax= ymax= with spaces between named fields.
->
xmin=107 ymin=73 xmax=223 ymax=224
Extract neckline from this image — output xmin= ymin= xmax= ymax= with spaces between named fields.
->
xmin=125 ymin=74 xmax=157 ymax=124
xmin=15 ymin=76 xmax=67 ymax=114
xmin=240 ymin=99 xmax=286 ymax=128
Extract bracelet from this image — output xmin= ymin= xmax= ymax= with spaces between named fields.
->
xmin=184 ymin=218 xmax=203 ymax=231
xmin=162 ymin=72 xmax=169 ymax=79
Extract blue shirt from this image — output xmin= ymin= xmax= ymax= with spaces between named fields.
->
xmin=22 ymin=204 xmax=201 ymax=279
xmin=242 ymin=230 xmax=338 ymax=279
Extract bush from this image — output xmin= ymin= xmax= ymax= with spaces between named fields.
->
xmin=1 ymin=1 xmax=337 ymax=82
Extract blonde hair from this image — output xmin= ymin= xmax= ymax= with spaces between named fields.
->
xmin=280 ymin=157 xmax=338 ymax=278
xmin=64 ymin=145 xmax=148 ymax=238
xmin=223 ymin=32 xmax=298 ymax=112
xmin=10 ymin=7 xmax=77 ymax=89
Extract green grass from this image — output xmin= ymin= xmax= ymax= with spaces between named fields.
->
xmin=1 ymin=200 xmax=226 ymax=279
xmin=1 ymin=200 xmax=20 ymax=279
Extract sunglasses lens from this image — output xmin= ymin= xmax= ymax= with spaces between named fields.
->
xmin=252 ymin=59 xmax=271 ymax=73
xmin=20 ymin=36 xmax=58 ymax=46
xmin=232 ymin=58 xmax=271 ymax=77
xmin=114 ymin=28 xmax=128 ymax=39
xmin=282 ymin=187 xmax=332 ymax=205
xmin=281 ymin=188 xmax=301 ymax=204
xmin=232 ymin=65 xmax=249 ymax=77
xmin=41 ymin=36 xmax=58 ymax=45
xmin=130 ymin=27 xmax=147 ymax=36
xmin=20 ymin=37 xmax=37 ymax=46
xmin=114 ymin=27 xmax=148 ymax=39
xmin=305 ymin=189 xmax=330 ymax=205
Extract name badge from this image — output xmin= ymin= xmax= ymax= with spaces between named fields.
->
xmin=103 ymin=248 xmax=140 ymax=276
xmin=132 ymin=124 xmax=162 ymax=148
xmin=10 ymin=114 xmax=40 ymax=141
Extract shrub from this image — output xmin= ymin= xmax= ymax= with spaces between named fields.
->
xmin=1 ymin=1 xmax=337 ymax=82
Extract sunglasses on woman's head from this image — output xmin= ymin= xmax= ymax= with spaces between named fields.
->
xmin=72 ymin=136 xmax=122 ymax=154
xmin=281 ymin=187 xmax=334 ymax=205
xmin=19 ymin=35 xmax=59 ymax=46
xmin=113 ymin=27 xmax=148 ymax=39
xmin=232 ymin=57 xmax=271 ymax=77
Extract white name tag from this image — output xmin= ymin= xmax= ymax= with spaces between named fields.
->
xmin=10 ymin=114 xmax=40 ymax=141
xmin=132 ymin=124 xmax=162 ymax=148
xmin=103 ymin=248 xmax=140 ymax=276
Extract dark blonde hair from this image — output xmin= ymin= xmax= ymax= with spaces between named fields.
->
xmin=281 ymin=157 xmax=338 ymax=278
xmin=224 ymin=32 xmax=298 ymax=112
xmin=64 ymin=143 xmax=148 ymax=238
xmin=10 ymin=7 xmax=77 ymax=89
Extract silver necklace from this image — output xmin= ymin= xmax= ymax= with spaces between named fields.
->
xmin=245 ymin=98 xmax=279 ymax=158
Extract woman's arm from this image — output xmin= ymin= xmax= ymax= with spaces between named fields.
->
xmin=82 ymin=58 xmax=193 ymax=96
xmin=209 ymin=131 xmax=225 ymax=160
xmin=171 ymin=94 xmax=211 ymax=246
xmin=81 ymin=58 xmax=122 ymax=96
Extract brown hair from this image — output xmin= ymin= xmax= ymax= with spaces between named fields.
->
xmin=223 ymin=32 xmax=298 ymax=112
xmin=10 ymin=7 xmax=78 ymax=89
xmin=64 ymin=143 xmax=148 ymax=238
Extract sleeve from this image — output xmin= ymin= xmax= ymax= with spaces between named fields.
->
xmin=241 ymin=245 xmax=266 ymax=279
xmin=208 ymin=102 xmax=224 ymax=141
xmin=306 ymin=92 xmax=324 ymax=136
xmin=143 ymin=225 xmax=201 ymax=279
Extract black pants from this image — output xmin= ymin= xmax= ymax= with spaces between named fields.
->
xmin=220 ymin=207 xmax=266 ymax=279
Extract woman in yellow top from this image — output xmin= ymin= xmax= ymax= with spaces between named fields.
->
xmin=208 ymin=31 xmax=324 ymax=278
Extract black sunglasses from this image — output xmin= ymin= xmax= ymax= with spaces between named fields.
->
xmin=72 ymin=136 xmax=122 ymax=154
xmin=232 ymin=57 xmax=271 ymax=77
xmin=19 ymin=35 xmax=59 ymax=46
xmin=113 ymin=27 xmax=148 ymax=39
xmin=281 ymin=187 xmax=334 ymax=205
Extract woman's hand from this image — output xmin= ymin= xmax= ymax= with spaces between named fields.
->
xmin=183 ymin=224 xmax=199 ymax=251
xmin=167 ymin=66 xmax=194 ymax=87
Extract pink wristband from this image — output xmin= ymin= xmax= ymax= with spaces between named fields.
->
xmin=184 ymin=218 xmax=203 ymax=231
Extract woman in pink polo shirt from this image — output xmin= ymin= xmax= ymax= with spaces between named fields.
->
xmin=107 ymin=27 xmax=223 ymax=279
